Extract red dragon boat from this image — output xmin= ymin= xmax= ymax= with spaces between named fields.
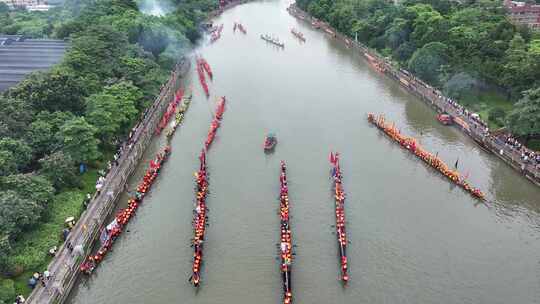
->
xmin=278 ymin=161 xmax=294 ymax=304
xmin=205 ymin=97 xmax=226 ymax=150
xmin=80 ymin=147 xmax=172 ymax=275
xmin=200 ymin=57 xmax=213 ymax=80
xmin=367 ymin=113 xmax=486 ymax=201
xmin=196 ymin=59 xmax=210 ymax=97
xmin=189 ymin=149 xmax=208 ymax=288
xmin=291 ymin=28 xmax=306 ymax=42
xmin=156 ymin=88 xmax=184 ymax=134
xmin=329 ymin=152 xmax=349 ymax=285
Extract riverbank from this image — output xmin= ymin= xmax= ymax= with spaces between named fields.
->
xmin=4 ymin=170 xmax=97 ymax=297
xmin=287 ymin=4 xmax=540 ymax=187
xmin=207 ymin=0 xmax=255 ymax=20
xmin=65 ymin=2 xmax=540 ymax=303
xmin=24 ymin=59 xmax=189 ymax=304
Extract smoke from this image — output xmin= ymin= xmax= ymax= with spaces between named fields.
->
xmin=137 ymin=0 xmax=174 ymax=17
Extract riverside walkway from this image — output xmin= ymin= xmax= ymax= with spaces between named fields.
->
xmin=26 ymin=59 xmax=190 ymax=304
xmin=288 ymin=5 xmax=540 ymax=187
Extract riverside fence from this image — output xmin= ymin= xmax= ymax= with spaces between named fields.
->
xmin=288 ymin=5 xmax=540 ymax=187
xmin=26 ymin=58 xmax=191 ymax=304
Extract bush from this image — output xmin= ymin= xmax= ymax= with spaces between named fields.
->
xmin=488 ymin=107 xmax=506 ymax=125
xmin=0 ymin=174 xmax=54 ymax=207
xmin=39 ymin=152 xmax=81 ymax=190
xmin=0 ymin=279 xmax=15 ymax=303
xmin=9 ymin=190 xmax=84 ymax=271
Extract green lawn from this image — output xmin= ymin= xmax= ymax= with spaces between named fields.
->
xmin=0 ymin=169 xmax=98 ymax=300
xmin=527 ymin=139 xmax=540 ymax=151
xmin=458 ymin=90 xmax=514 ymax=130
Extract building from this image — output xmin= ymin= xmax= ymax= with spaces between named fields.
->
xmin=0 ymin=0 xmax=60 ymax=10
xmin=0 ymin=35 xmax=67 ymax=92
xmin=504 ymin=0 xmax=540 ymax=29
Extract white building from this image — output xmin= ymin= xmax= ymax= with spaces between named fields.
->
xmin=0 ymin=0 xmax=57 ymax=10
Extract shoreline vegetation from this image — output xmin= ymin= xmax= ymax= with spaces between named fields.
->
xmin=296 ymin=0 xmax=540 ymax=146
xmin=0 ymin=0 xmax=220 ymax=302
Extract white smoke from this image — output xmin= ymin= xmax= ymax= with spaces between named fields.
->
xmin=138 ymin=0 xmax=173 ymax=16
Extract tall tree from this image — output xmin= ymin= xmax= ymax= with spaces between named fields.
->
xmin=38 ymin=151 xmax=80 ymax=189
xmin=0 ymin=139 xmax=32 ymax=173
xmin=0 ymin=97 xmax=32 ymax=138
xmin=0 ymin=191 xmax=42 ymax=241
xmin=7 ymin=67 xmax=88 ymax=114
xmin=25 ymin=119 xmax=55 ymax=158
xmin=57 ymin=117 xmax=100 ymax=164
xmin=507 ymin=87 xmax=540 ymax=142
xmin=408 ymin=42 xmax=448 ymax=85
xmin=85 ymin=81 xmax=141 ymax=142
xmin=0 ymin=174 xmax=54 ymax=207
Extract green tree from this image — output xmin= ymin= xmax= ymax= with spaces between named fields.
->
xmin=503 ymin=34 xmax=540 ymax=98
xmin=507 ymin=87 xmax=540 ymax=142
xmin=408 ymin=42 xmax=448 ymax=86
xmin=530 ymin=39 xmax=540 ymax=55
xmin=8 ymin=66 xmax=88 ymax=114
xmin=0 ymin=190 xmax=42 ymax=240
xmin=0 ymin=174 xmax=54 ymax=207
xmin=407 ymin=4 xmax=448 ymax=47
xmin=0 ymin=139 xmax=32 ymax=173
xmin=38 ymin=151 xmax=80 ymax=190
xmin=25 ymin=119 xmax=55 ymax=157
xmin=118 ymin=54 xmax=165 ymax=103
xmin=64 ymin=24 xmax=129 ymax=80
xmin=443 ymin=72 xmax=477 ymax=99
xmin=393 ymin=41 xmax=416 ymax=62
xmin=0 ymin=2 xmax=9 ymax=14
xmin=85 ymin=81 xmax=141 ymax=142
xmin=35 ymin=111 xmax=76 ymax=134
xmin=138 ymin=20 xmax=171 ymax=57
xmin=385 ymin=18 xmax=411 ymax=49
xmin=57 ymin=117 xmax=100 ymax=164
xmin=488 ymin=107 xmax=506 ymax=126
xmin=0 ymin=278 xmax=15 ymax=303
xmin=0 ymin=97 xmax=32 ymax=139
xmin=0 ymin=151 xmax=16 ymax=177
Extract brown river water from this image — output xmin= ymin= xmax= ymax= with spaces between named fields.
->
xmin=68 ymin=1 xmax=540 ymax=303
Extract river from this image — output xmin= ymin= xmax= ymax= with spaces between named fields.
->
xmin=68 ymin=1 xmax=540 ymax=303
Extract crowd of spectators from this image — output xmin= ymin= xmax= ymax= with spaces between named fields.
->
xmin=504 ymin=135 xmax=540 ymax=168
xmin=398 ymin=65 xmax=540 ymax=174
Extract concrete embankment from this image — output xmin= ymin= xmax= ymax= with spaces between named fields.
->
xmin=26 ymin=58 xmax=190 ymax=304
xmin=287 ymin=4 xmax=540 ymax=187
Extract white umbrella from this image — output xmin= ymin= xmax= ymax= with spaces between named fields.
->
xmin=73 ymin=244 xmax=84 ymax=256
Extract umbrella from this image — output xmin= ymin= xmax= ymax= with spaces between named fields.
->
xmin=65 ymin=217 xmax=75 ymax=223
xmin=73 ymin=244 xmax=84 ymax=256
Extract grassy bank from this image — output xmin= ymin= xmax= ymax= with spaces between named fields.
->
xmin=459 ymin=90 xmax=514 ymax=130
xmin=0 ymin=170 xmax=97 ymax=301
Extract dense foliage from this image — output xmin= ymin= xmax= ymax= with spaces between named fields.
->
xmin=297 ymin=0 xmax=540 ymax=136
xmin=0 ymin=0 xmax=218 ymax=292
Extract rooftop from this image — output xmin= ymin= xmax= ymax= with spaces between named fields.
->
xmin=0 ymin=35 xmax=67 ymax=92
